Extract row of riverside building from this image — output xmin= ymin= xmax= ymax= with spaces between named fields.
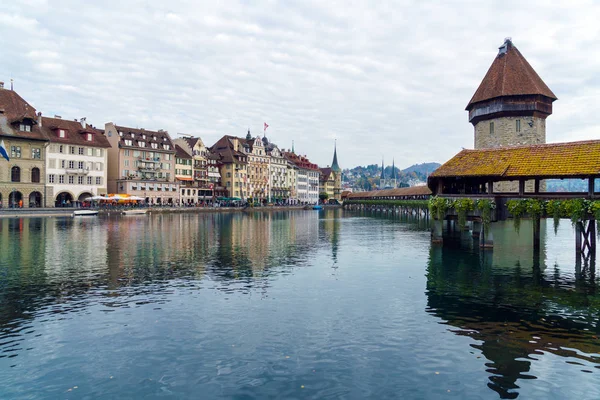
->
xmin=0 ymin=85 xmax=342 ymax=208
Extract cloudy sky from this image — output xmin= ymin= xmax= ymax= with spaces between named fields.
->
xmin=0 ymin=0 xmax=598 ymax=169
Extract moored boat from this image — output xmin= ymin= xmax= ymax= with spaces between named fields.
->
xmin=122 ymin=209 xmax=148 ymax=215
xmin=312 ymin=205 xmax=323 ymax=210
xmin=73 ymin=209 xmax=99 ymax=217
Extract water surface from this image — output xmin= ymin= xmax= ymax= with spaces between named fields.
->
xmin=0 ymin=210 xmax=598 ymax=399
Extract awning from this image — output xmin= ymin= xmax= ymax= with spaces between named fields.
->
xmin=177 ymin=177 xmax=194 ymax=181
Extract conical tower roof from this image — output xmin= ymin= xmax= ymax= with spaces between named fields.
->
xmin=331 ymin=142 xmax=341 ymax=172
xmin=380 ymin=158 xmax=385 ymax=179
xmin=466 ymin=39 xmax=557 ymax=110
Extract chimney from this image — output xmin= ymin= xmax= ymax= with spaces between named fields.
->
xmin=54 ymin=115 xmax=62 ymax=119
xmin=80 ymin=117 xmax=87 ymax=129
xmin=37 ymin=112 xmax=42 ymax=127
xmin=0 ymin=82 xmax=4 ymax=89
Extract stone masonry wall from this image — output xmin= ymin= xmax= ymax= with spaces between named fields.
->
xmin=474 ymin=116 xmax=546 ymax=193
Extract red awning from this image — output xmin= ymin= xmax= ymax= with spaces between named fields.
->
xmin=177 ymin=177 xmax=194 ymax=181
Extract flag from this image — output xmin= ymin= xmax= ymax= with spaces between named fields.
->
xmin=264 ymin=122 xmax=269 ymax=131
xmin=0 ymin=140 xmax=9 ymax=162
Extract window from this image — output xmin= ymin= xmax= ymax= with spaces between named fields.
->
xmin=68 ymin=176 xmax=74 ymax=184
xmin=59 ymin=129 xmax=66 ymax=138
xmin=124 ymin=169 xmax=129 ymax=177
xmin=87 ymin=176 xmax=92 ymax=185
xmin=59 ymin=175 xmax=65 ymax=184
xmin=151 ymin=143 xmax=158 ymax=149
xmin=70 ymin=146 xmax=75 ymax=154
xmin=124 ymin=139 xmax=133 ymax=146
xmin=86 ymin=133 xmax=93 ymax=141
xmin=96 ymin=162 xmax=103 ymax=171
xmin=164 ymin=144 xmax=170 ymax=150
xmin=78 ymin=161 xmax=84 ymax=169
xmin=124 ymin=150 xmax=130 ymax=156
xmin=11 ymin=146 xmax=21 ymax=158
xmin=32 ymin=148 xmax=41 ymax=159
xmin=48 ymin=174 xmax=55 ymax=183
xmin=96 ymin=177 xmax=102 ymax=185
xmin=87 ymin=148 xmax=93 ymax=156
xmin=19 ymin=123 xmax=31 ymax=132
xmin=31 ymin=167 xmax=40 ymax=183
xmin=61 ymin=160 xmax=66 ymax=168
xmin=516 ymin=119 xmax=521 ymax=133
xmin=11 ymin=166 xmax=20 ymax=182
xmin=490 ymin=122 xmax=494 ymax=135
xmin=138 ymin=141 xmax=146 ymax=147
xmin=78 ymin=176 xmax=84 ymax=185
xmin=124 ymin=159 xmax=129 ymax=167
xmin=133 ymin=150 xmax=140 ymax=157
xmin=59 ymin=145 xmax=64 ymax=153
xmin=68 ymin=161 xmax=75 ymax=169
xmin=78 ymin=147 xmax=84 ymax=155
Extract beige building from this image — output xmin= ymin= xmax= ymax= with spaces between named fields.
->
xmin=319 ymin=144 xmax=342 ymax=201
xmin=173 ymin=137 xmax=216 ymax=202
xmin=42 ymin=116 xmax=110 ymax=207
xmin=209 ymin=135 xmax=248 ymax=200
xmin=244 ymin=131 xmax=270 ymax=204
xmin=263 ymin=138 xmax=288 ymax=203
xmin=0 ymin=84 xmax=49 ymax=208
xmin=175 ymin=144 xmax=194 ymax=205
xmin=104 ymin=123 xmax=180 ymax=205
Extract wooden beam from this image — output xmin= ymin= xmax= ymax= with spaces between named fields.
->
xmin=534 ymin=179 xmax=540 ymax=194
xmin=589 ymin=178 xmax=595 ymax=199
xmin=518 ymin=180 xmax=525 ymax=196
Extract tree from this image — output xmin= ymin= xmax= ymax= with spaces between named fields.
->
xmin=319 ymin=192 xmax=329 ymax=201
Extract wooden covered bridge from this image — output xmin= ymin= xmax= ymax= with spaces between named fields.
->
xmin=427 ymin=139 xmax=600 ymax=257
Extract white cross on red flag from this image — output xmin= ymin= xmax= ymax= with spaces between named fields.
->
xmin=264 ymin=122 xmax=269 ymax=131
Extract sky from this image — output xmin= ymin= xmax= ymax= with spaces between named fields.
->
xmin=1 ymin=0 xmax=599 ymax=170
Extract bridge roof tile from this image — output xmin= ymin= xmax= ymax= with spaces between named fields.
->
xmin=430 ymin=140 xmax=600 ymax=179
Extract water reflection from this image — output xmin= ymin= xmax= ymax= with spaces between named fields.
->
xmin=427 ymin=224 xmax=600 ymax=399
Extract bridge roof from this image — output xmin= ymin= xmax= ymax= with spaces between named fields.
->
xmin=430 ymin=140 xmax=600 ymax=179
xmin=347 ymin=185 xmax=431 ymax=199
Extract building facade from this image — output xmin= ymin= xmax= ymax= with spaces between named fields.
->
xmin=104 ymin=123 xmax=180 ymax=205
xmin=43 ymin=117 xmax=110 ymax=206
xmin=209 ymin=135 xmax=248 ymax=200
xmin=0 ymin=85 xmax=49 ymax=208
xmin=283 ymin=151 xmax=320 ymax=204
xmin=266 ymin=142 xmax=288 ymax=203
xmin=244 ymin=132 xmax=270 ymax=204
xmin=175 ymin=144 xmax=195 ymax=205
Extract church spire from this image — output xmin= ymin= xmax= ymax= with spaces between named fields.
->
xmin=392 ymin=158 xmax=396 ymax=179
xmin=331 ymin=140 xmax=341 ymax=172
xmin=246 ymin=129 xmax=252 ymax=140
xmin=380 ymin=158 xmax=385 ymax=180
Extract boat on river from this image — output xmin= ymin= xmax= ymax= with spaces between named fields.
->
xmin=122 ymin=209 xmax=147 ymax=216
xmin=312 ymin=205 xmax=323 ymax=210
xmin=73 ymin=209 xmax=99 ymax=217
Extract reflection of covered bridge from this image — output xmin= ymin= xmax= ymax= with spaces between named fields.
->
xmin=428 ymin=140 xmax=600 ymax=256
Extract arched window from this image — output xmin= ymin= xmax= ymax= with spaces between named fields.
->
xmin=11 ymin=166 xmax=20 ymax=182
xmin=31 ymin=167 xmax=40 ymax=183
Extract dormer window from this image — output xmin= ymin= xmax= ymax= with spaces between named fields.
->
xmin=138 ymin=141 xmax=146 ymax=147
xmin=86 ymin=133 xmax=93 ymax=141
xmin=19 ymin=123 xmax=31 ymax=132
xmin=58 ymin=129 xmax=66 ymax=138
xmin=142 ymin=134 xmax=146 ymax=139
xmin=151 ymin=143 xmax=158 ymax=149
xmin=153 ymin=136 xmax=156 ymax=141
xmin=130 ymin=132 xmax=134 ymax=137
xmin=118 ymin=131 xmax=123 ymax=136
xmin=124 ymin=139 xmax=133 ymax=146
xmin=163 ymin=137 xmax=166 ymax=141
xmin=164 ymin=144 xmax=170 ymax=150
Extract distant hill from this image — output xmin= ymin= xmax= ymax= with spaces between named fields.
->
xmin=343 ymin=162 xmax=441 ymax=191
xmin=401 ymin=162 xmax=441 ymax=175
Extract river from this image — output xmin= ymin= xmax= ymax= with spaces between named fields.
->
xmin=0 ymin=210 xmax=598 ymax=399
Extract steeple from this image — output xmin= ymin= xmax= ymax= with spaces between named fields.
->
xmin=292 ymin=140 xmax=295 ymax=154
xmin=246 ymin=129 xmax=252 ymax=140
xmin=380 ymin=158 xmax=385 ymax=180
xmin=331 ymin=140 xmax=341 ymax=172
xmin=392 ymin=158 xmax=396 ymax=180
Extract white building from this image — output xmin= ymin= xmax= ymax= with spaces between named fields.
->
xmin=42 ymin=116 xmax=110 ymax=206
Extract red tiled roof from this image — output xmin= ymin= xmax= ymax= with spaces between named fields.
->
xmin=114 ymin=125 xmax=176 ymax=153
xmin=283 ymin=151 xmax=319 ymax=170
xmin=466 ymin=39 xmax=557 ymax=109
xmin=430 ymin=140 xmax=600 ymax=179
xmin=42 ymin=117 xmax=111 ymax=148
xmin=0 ymin=88 xmax=48 ymax=141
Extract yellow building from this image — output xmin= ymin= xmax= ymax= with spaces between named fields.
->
xmin=319 ymin=143 xmax=342 ymax=202
xmin=244 ymin=131 xmax=269 ymax=203
xmin=209 ymin=135 xmax=248 ymax=200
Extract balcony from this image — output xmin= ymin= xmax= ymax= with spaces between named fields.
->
xmin=139 ymin=156 xmax=161 ymax=163
xmin=65 ymin=168 xmax=89 ymax=175
xmin=139 ymin=165 xmax=160 ymax=172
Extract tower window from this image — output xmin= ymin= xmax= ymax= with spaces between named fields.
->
xmin=516 ymin=119 xmax=521 ymax=132
xmin=490 ymin=122 xmax=494 ymax=135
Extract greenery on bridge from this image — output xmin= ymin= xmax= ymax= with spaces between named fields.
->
xmin=344 ymin=199 xmax=429 ymax=209
xmin=428 ymin=197 xmax=496 ymax=233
